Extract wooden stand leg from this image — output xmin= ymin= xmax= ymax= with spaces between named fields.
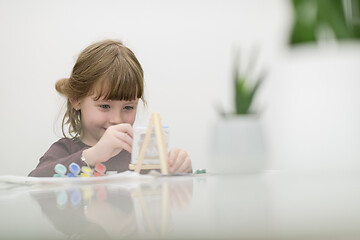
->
xmin=153 ymin=113 xmax=169 ymax=175
xmin=135 ymin=117 xmax=154 ymax=173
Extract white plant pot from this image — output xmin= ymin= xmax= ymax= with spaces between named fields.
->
xmin=209 ymin=115 xmax=266 ymax=174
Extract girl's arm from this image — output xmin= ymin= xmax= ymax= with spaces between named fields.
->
xmin=28 ymin=139 xmax=88 ymax=177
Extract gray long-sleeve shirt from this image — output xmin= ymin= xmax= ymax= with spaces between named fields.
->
xmin=28 ymin=138 xmax=131 ymax=177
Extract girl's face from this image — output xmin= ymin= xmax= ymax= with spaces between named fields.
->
xmin=75 ymin=95 xmax=138 ymax=146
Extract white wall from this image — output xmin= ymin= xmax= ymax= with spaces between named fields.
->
xmin=1 ymin=0 xmax=359 ymax=176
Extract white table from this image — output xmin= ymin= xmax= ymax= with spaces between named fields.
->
xmin=1 ymin=171 xmax=360 ymax=239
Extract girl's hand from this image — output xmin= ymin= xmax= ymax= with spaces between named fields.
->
xmin=168 ymin=148 xmax=192 ymax=173
xmin=83 ymin=124 xmax=134 ymax=166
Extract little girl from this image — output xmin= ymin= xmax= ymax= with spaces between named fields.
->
xmin=29 ymin=39 xmax=192 ymax=177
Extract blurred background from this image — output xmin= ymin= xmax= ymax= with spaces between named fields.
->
xmin=1 ymin=0 xmax=360 ymax=176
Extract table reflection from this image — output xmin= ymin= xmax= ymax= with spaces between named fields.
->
xmin=30 ymin=177 xmax=193 ymax=239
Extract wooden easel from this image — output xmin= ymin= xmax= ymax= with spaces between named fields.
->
xmin=129 ymin=113 xmax=169 ymax=174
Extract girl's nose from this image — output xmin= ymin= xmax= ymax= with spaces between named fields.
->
xmin=109 ymin=112 xmax=123 ymax=125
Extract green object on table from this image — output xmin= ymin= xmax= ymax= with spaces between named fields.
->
xmin=194 ymin=169 xmax=206 ymax=174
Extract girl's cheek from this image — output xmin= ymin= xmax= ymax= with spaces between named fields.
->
xmin=127 ymin=113 xmax=137 ymax=125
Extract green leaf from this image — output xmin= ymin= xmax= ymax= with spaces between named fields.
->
xmin=289 ymin=0 xmax=360 ymax=44
xmin=230 ymin=48 xmax=265 ymax=115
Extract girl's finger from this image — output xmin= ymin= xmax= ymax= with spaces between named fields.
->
xmin=115 ymin=131 xmax=132 ymax=146
xmin=177 ymin=156 xmax=192 ymax=173
xmin=168 ymin=148 xmax=180 ymax=166
xmin=114 ymin=132 xmax=133 ymax=153
xmin=119 ymin=140 xmax=132 ymax=154
xmin=113 ymin=123 xmax=134 ymax=138
xmin=170 ymin=150 xmax=188 ymax=173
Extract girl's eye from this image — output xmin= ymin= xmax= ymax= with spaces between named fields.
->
xmin=124 ymin=106 xmax=134 ymax=110
xmin=99 ymin=104 xmax=110 ymax=109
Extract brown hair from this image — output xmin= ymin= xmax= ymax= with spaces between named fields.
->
xmin=55 ymin=39 xmax=145 ymax=139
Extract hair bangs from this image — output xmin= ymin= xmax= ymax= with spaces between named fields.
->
xmin=91 ymin=57 xmax=143 ymax=101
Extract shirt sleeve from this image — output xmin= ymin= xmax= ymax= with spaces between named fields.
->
xmin=28 ymin=139 xmax=89 ymax=177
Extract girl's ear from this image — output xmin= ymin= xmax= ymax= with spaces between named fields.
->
xmin=69 ymin=98 xmax=81 ymax=111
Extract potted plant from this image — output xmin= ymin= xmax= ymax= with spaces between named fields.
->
xmin=210 ymin=50 xmax=267 ymax=174
xmin=272 ymin=0 xmax=360 ymax=171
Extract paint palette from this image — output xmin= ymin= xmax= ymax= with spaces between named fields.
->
xmin=53 ymin=162 xmax=107 ymax=177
